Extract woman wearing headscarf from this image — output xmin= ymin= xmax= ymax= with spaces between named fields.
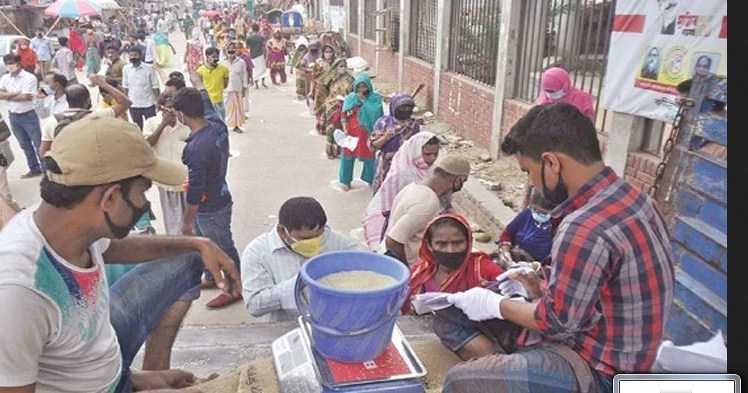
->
xmin=534 ymin=66 xmax=596 ymax=122
xmin=311 ymin=44 xmax=337 ymax=135
xmin=84 ymin=30 xmax=101 ymax=83
xmin=362 ymin=131 xmax=441 ymax=248
xmin=401 ymin=213 xmax=504 ymax=315
xmin=320 ymin=58 xmax=354 ymax=159
xmin=300 ymin=40 xmax=321 ymax=109
xmin=265 ymin=29 xmax=287 ymax=85
xmin=15 ymin=38 xmax=37 ymax=74
xmin=338 ymin=73 xmax=383 ymax=191
xmin=290 ymin=37 xmax=310 ymax=100
xmin=370 ymin=93 xmax=422 ymax=194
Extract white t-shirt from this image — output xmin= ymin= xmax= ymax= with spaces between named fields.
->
xmin=385 ymin=183 xmax=441 ymax=265
xmin=143 ymin=114 xmax=190 ymax=192
xmin=0 ymin=70 xmax=39 ymax=114
xmin=42 ymin=107 xmax=115 ymax=142
xmin=0 ymin=209 xmax=122 ymax=392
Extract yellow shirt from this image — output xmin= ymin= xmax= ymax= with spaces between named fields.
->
xmin=197 ymin=64 xmax=229 ymax=104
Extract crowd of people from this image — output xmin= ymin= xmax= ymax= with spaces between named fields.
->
xmin=0 ymin=2 xmax=678 ymax=393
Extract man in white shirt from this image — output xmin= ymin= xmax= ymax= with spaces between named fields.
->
xmin=0 ymin=54 xmax=43 ymax=178
xmin=51 ymin=37 xmax=77 ymax=84
xmin=0 ymin=115 xmax=240 ymax=393
xmin=122 ymin=47 xmax=160 ymax=130
xmin=242 ymin=197 xmax=360 ymax=322
xmin=40 ymin=75 xmax=131 ymax=157
xmin=384 ymin=154 xmax=471 ymax=265
xmin=223 ymin=42 xmax=248 ymax=134
xmin=31 ymin=29 xmax=54 ymax=78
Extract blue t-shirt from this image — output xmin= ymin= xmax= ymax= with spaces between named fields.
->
xmin=503 ymin=208 xmax=553 ymax=263
xmin=182 ymin=91 xmax=232 ymax=213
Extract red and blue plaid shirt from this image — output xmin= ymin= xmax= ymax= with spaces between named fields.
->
xmin=534 ymin=167 xmax=675 ymax=376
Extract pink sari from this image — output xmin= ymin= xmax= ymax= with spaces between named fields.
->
xmin=362 ymin=131 xmax=436 ymax=249
xmin=535 ymin=67 xmax=596 ymax=122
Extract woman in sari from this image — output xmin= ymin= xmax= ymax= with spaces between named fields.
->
xmin=401 ymin=213 xmax=504 ymax=315
xmin=339 ymin=73 xmax=383 ymax=191
xmin=84 ymin=30 xmax=100 ymax=82
xmin=362 ymin=131 xmax=441 ymax=248
xmin=290 ymin=37 xmax=310 ymax=100
xmin=265 ymin=30 xmax=287 ymax=85
xmin=320 ymin=58 xmax=354 ymax=159
xmin=68 ymin=26 xmax=86 ymax=71
xmin=184 ymin=36 xmax=205 ymax=73
xmin=311 ymin=44 xmax=337 ymax=135
xmin=370 ymin=93 xmax=422 ymax=194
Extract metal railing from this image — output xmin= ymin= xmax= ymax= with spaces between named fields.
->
xmin=386 ymin=0 xmax=401 ymax=51
xmin=513 ymin=0 xmax=616 ymax=131
xmin=349 ymin=0 xmax=359 ymax=35
xmin=447 ymin=0 xmax=502 ymax=86
xmin=409 ymin=0 xmax=438 ymax=63
xmin=364 ymin=0 xmax=377 ymax=41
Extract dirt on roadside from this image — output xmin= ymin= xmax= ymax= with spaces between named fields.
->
xmin=375 ymin=83 xmax=528 ymax=212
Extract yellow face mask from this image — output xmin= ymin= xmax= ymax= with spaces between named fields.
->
xmin=283 ymin=227 xmax=324 ymax=258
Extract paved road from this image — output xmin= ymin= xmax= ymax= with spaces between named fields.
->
xmin=2 ymin=31 xmax=379 ymax=375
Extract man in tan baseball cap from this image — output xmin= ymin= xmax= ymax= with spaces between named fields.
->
xmin=0 ymin=115 xmax=240 ymax=392
xmin=383 ymin=153 xmax=472 ymax=265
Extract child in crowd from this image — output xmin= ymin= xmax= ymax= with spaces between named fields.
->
xmin=496 ymin=190 xmax=556 ymax=267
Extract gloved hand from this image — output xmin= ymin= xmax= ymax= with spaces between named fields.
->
xmin=446 ymin=287 xmax=506 ymax=321
xmin=498 ymin=279 xmax=529 ymax=298
xmin=279 ymin=274 xmax=299 ymax=311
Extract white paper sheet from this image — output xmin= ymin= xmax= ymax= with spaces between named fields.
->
xmin=411 ymin=292 xmax=453 ymax=315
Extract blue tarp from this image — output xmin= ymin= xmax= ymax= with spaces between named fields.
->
xmin=282 ymin=11 xmax=303 ymax=28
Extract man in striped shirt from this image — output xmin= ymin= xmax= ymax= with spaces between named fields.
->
xmin=441 ymin=103 xmax=675 ymax=393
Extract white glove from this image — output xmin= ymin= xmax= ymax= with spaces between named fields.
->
xmin=279 ymin=274 xmax=299 ymax=311
xmin=446 ymin=287 xmax=506 ymax=321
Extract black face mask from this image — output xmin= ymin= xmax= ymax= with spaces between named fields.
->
xmin=104 ymin=190 xmax=152 ymax=239
xmin=432 ymin=250 xmax=466 ymax=270
xmin=130 ymin=58 xmax=141 ymax=66
xmin=394 ymin=108 xmax=413 ymax=121
xmin=452 ymin=178 xmax=465 ymax=193
xmin=540 ymin=161 xmax=569 ymax=206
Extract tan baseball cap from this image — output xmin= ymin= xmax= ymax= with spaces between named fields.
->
xmin=434 ymin=154 xmax=471 ymax=177
xmin=46 ymin=115 xmax=187 ymax=187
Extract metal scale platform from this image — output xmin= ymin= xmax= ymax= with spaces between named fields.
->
xmin=271 ymin=317 xmax=427 ymax=393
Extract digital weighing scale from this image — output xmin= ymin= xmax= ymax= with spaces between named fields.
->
xmin=271 ymin=317 xmax=427 ymax=393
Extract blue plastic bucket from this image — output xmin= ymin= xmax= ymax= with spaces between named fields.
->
xmin=295 ymin=251 xmax=410 ymax=363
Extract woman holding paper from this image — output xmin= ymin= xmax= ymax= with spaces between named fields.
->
xmin=338 ymin=73 xmax=383 ymax=191
xmin=401 ymin=214 xmax=504 ymax=315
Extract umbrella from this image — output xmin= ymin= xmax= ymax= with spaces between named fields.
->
xmin=93 ymin=0 xmax=121 ymax=10
xmin=44 ymin=0 xmax=101 ymax=17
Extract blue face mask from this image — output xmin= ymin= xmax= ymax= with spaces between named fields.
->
xmin=531 ymin=210 xmax=551 ymax=224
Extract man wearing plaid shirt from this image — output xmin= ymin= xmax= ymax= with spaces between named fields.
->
xmin=440 ymin=103 xmax=675 ymax=393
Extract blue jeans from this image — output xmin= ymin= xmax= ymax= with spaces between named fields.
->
xmin=109 ymin=253 xmax=203 ymax=393
xmin=194 ymin=202 xmax=241 ymax=283
xmin=9 ymin=111 xmax=42 ymax=172
xmin=213 ymin=101 xmax=226 ymax=121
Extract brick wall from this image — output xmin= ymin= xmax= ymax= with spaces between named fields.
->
xmin=500 ymin=99 xmax=533 ymax=139
xmin=403 ymin=57 xmax=435 ymax=111
xmin=624 ymin=152 xmax=660 ymax=192
xmin=438 ymin=73 xmax=496 ymax=147
xmin=376 ymin=48 xmax=400 ymax=84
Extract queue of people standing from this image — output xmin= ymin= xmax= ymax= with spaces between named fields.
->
xmin=0 ymin=3 xmax=676 ymax=391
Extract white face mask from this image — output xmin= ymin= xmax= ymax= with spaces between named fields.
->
xmin=546 ymin=89 xmax=566 ymax=101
